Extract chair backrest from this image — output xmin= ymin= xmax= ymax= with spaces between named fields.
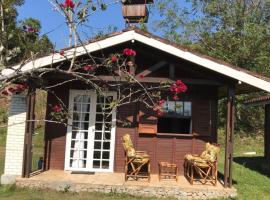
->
xmin=200 ymin=143 xmax=220 ymax=162
xmin=122 ymin=134 xmax=135 ymax=157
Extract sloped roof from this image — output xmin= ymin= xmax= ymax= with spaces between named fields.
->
xmin=244 ymin=95 xmax=270 ymax=106
xmin=1 ymin=26 xmax=270 ymax=92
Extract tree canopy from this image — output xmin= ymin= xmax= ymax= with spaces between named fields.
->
xmin=154 ymin=0 xmax=270 ymax=76
xmin=0 ymin=0 xmax=53 ymax=68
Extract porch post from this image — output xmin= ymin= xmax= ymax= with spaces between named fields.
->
xmin=224 ymin=85 xmax=235 ymax=188
xmin=264 ymin=104 xmax=270 ymax=161
xmin=22 ymin=87 xmax=36 ymax=178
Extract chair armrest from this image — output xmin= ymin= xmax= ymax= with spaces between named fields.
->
xmin=135 ymin=151 xmax=150 ymax=158
xmin=136 ymin=151 xmax=147 ymax=153
xmin=190 ymin=154 xmax=200 ymax=157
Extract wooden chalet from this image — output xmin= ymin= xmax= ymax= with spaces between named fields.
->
xmin=2 ymin=27 xmax=270 ymax=189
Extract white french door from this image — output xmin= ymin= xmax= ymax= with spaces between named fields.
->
xmin=65 ymin=90 xmax=116 ymax=172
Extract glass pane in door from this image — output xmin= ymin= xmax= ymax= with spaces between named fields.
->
xmin=92 ymin=95 xmax=114 ymax=169
xmin=69 ymin=94 xmax=91 ymax=169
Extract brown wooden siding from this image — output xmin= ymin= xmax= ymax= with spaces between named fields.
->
xmin=44 ymin=86 xmax=69 ymax=170
xmin=44 ymin=85 xmax=218 ymax=174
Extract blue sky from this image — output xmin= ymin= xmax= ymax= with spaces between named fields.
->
xmin=17 ymin=0 xmax=154 ymax=49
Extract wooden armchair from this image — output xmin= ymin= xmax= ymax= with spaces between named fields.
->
xmin=122 ymin=134 xmax=150 ymax=182
xmin=184 ymin=143 xmax=220 ymax=186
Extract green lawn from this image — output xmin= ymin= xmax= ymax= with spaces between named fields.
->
xmin=0 ymin=127 xmax=6 ymax=175
xmin=0 ymin=185 xmax=173 ymax=200
xmin=217 ymin=130 xmax=270 ymax=200
xmin=0 ymin=128 xmax=270 ymax=199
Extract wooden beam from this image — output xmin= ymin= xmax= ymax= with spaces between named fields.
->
xmin=22 ymin=85 xmax=36 ymax=178
xmin=92 ymin=75 xmax=222 ymax=85
xmin=224 ymin=85 xmax=235 ymax=188
xmin=265 ymin=104 xmax=270 ymax=161
xmin=135 ymin=61 xmax=167 ymax=78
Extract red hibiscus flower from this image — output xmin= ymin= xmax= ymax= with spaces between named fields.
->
xmin=170 ymin=80 xmax=187 ymax=94
xmin=15 ymin=83 xmax=28 ymax=92
xmin=159 ymin=99 xmax=166 ymax=106
xmin=173 ymin=95 xmax=179 ymax=101
xmin=83 ymin=65 xmax=93 ymax=71
xmin=53 ymin=104 xmax=62 ymax=113
xmin=61 ymin=0 xmax=75 ymax=9
xmin=27 ymin=28 xmax=34 ymax=33
xmin=60 ymin=50 xmax=65 ymax=56
xmin=1 ymin=90 xmax=8 ymax=96
xmin=157 ymin=109 xmax=163 ymax=116
xmin=111 ymin=56 xmax=118 ymax=62
xmin=176 ymin=79 xmax=187 ymax=92
xmin=123 ymin=48 xmax=136 ymax=56
xmin=8 ymin=87 xmax=16 ymax=94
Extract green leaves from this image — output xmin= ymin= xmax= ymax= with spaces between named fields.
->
xmin=101 ymin=3 xmax=107 ymax=11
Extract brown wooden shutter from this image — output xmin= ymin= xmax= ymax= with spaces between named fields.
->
xmin=138 ymin=103 xmax=157 ymax=134
xmin=192 ymin=100 xmax=211 ymax=136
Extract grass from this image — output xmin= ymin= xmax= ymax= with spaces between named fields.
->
xmin=0 ymin=127 xmax=6 ymax=175
xmin=0 ymin=127 xmax=270 ymax=199
xmin=217 ymin=129 xmax=270 ymax=200
xmin=31 ymin=127 xmax=45 ymax=171
xmin=0 ymin=185 xmax=174 ymax=200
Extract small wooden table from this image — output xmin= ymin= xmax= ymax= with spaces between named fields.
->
xmin=158 ymin=161 xmax=178 ymax=181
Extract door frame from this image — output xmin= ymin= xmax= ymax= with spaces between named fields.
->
xmin=64 ymin=89 xmax=116 ymax=172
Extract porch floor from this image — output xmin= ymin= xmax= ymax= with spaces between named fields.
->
xmin=16 ymin=170 xmax=237 ymax=200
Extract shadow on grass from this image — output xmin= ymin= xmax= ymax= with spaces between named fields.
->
xmin=234 ymin=156 xmax=270 ymax=177
xmin=217 ymin=171 xmax=238 ymax=185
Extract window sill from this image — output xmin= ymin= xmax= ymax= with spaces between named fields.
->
xmin=156 ymin=133 xmax=193 ymax=137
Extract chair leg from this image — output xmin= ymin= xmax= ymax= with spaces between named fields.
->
xmin=176 ymin=167 xmax=178 ymax=182
xmin=191 ymin=164 xmax=194 ymax=185
xmin=214 ymin=163 xmax=218 ymax=186
xmin=148 ymin=162 xmax=151 ymax=182
xmin=124 ymin=162 xmax=127 ymax=181
xmin=158 ymin=164 xmax=161 ymax=181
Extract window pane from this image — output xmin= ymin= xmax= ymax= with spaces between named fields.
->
xmin=103 ymin=142 xmax=110 ymax=150
xmin=94 ymin=142 xmax=101 ymax=149
xmin=93 ymin=151 xmax=101 ymax=159
xmin=74 ymin=95 xmax=83 ymax=102
xmin=97 ymin=97 xmax=104 ymax=103
xmin=102 ymin=151 xmax=110 ymax=159
xmin=161 ymin=102 xmax=168 ymax=113
xmin=94 ymin=132 xmax=102 ymax=140
xmin=102 ymin=161 xmax=109 ymax=169
xmin=93 ymin=160 xmax=100 ymax=168
xmin=104 ymin=124 xmax=112 ymax=131
xmin=184 ymin=102 xmax=192 ymax=116
xmin=72 ymin=112 xmax=80 ymax=121
xmin=73 ymin=103 xmax=81 ymax=112
xmin=104 ymin=132 xmax=111 ymax=140
xmin=95 ymin=123 xmax=103 ymax=131
xmin=96 ymin=104 xmax=103 ymax=112
xmin=175 ymin=102 xmax=183 ymax=115
xmin=167 ymin=101 xmax=175 ymax=113
xmin=105 ymin=96 xmax=113 ymax=103
xmin=96 ymin=114 xmax=103 ymax=122
xmin=82 ymin=95 xmax=90 ymax=103
xmin=72 ymin=122 xmax=80 ymax=130
xmin=104 ymin=114 xmax=112 ymax=122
